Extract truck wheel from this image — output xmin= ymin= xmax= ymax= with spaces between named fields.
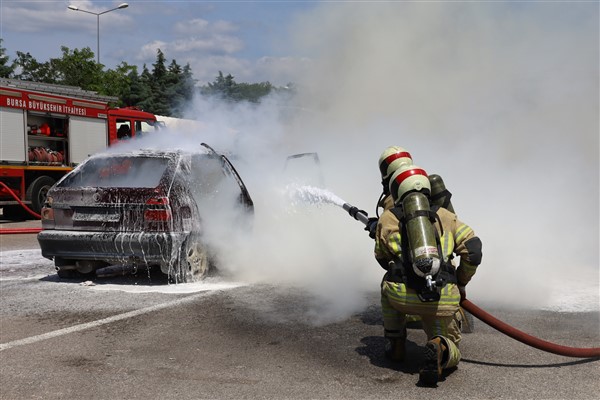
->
xmin=26 ymin=176 xmax=56 ymax=215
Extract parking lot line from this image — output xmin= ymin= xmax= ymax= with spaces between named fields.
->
xmin=0 ymin=292 xmax=209 ymax=351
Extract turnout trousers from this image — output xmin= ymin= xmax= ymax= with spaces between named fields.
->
xmin=381 ymin=280 xmax=462 ymax=368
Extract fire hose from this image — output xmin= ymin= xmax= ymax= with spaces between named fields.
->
xmin=343 ymin=202 xmax=600 ymax=359
xmin=0 ymin=181 xmax=43 ymax=234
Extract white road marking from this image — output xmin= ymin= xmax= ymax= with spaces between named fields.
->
xmin=0 ymin=292 xmax=210 ymax=351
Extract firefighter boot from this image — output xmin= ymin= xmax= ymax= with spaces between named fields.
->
xmin=384 ymin=337 xmax=406 ymax=362
xmin=419 ymin=337 xmax=447 ymax=386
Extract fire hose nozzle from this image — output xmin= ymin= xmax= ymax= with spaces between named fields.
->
xmin=342 ymin=203 xmax=370 ymax=226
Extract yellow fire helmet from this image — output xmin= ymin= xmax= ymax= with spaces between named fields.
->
xmin=389 ymin=164 xmax=431 ymax=205
xmin=378 ymin=146 xmax=413 ymax=183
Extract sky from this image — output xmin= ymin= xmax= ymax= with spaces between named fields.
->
xmin=1 ymin=0 xmax=315 ymax=86
xmin=1 ymin=1 xmax=599 ymax=319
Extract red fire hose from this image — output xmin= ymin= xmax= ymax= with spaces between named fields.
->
xmin=0 ymin=181 xmax=43 ymax=234
xmin=461 ymin=299 xmax=600 ymax=358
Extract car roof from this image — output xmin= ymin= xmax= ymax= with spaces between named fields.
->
xmin=86 ymin=148 xmax=211 ymax=161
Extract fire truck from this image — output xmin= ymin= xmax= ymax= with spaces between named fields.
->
xmin=0 ymin=78 xmax=162 ymax=220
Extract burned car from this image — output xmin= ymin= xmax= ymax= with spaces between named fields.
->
xmin=37 ymin=145 xmax=253 ymax=282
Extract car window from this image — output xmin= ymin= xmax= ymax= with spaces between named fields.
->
xmin=59 ymin=156 xmax=170 ymax=188
xmin=189 ymin=154 xmax=230 ymax=194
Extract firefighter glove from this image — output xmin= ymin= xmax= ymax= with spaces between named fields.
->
xmin=365 ymin=217 xmax=378 ymax=239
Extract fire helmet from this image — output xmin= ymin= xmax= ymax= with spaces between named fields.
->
xmin=389 ymin=164 xmax=431 ymax=205
xmin=378 ymin=146 xmax=413 ymax=183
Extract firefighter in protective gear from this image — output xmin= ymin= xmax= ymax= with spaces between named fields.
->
xmin=367 ymin=146 xmax=421 ymax=335
xmin=374 ymin=164 xmax=482 ymax=386
xmin=366 ymin=146 xmax=414 ymax=238
xmin=377 ymin=145 xmax=413 ymax=210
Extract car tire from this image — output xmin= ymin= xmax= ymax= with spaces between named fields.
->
xmin=175 ymin=236 xmax=210 ymax=283
xmin=26 ymin=176 xmax=56 ymax=215
xmin=56 ymin=268 xmax=82 ymax=279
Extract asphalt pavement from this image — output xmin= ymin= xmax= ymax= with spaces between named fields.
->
xmin=1 ymin=219 xmax=599 ymax=399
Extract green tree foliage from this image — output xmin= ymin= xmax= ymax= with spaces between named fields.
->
xmin=146 ymin=49 xmax=171 ymax=115
xmin=12 ymin=51 xmax=57 ymax=83
xmin=3 ymin=44 xmax=287 ymax=116
xmin=201 ymin=71 xmax=274 ymax=103
xmin=166 ymin=61 xmax=196 ymax=117
xmin=52 ymin=46 xmax=104 ymax=90
xmin=98 ymin=62 xmax=137 ymax=104
xmin=0 ymin=39 xmax=15 ymax=78
xmin=122 ymin=67 xmax=150 ymax=108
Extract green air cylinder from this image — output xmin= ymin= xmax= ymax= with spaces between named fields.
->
xmin=428 ymin=174 xmax=455 ymax=213
xmin=402 ymin=191 xmax=441 ymax=278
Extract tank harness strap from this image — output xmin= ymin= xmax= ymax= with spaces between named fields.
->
xmin=430 ymin=210 xmax=456 ymax=286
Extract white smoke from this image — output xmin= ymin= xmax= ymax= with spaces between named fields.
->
xmin=282 ymin=2 xmax=599 ymax=311
xmin=116 ymin=2 xmax=598 ymax=320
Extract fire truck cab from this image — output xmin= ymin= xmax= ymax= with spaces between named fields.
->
xmin=0 ymin=78 xmax=161 ymax=220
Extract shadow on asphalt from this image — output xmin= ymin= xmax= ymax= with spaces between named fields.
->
xmin=355 ymin=335 xmax=422 ymax=373
xmin=356 ymin=335 xmax=458 ymax=387
xmin=39 ymin=268 xmax=170 ymax=286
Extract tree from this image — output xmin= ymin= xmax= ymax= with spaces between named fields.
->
xmin=165 ymin=60 xmax=196 ymax=117
xmin=135 ymin=64 xmax=156 ymax=112
xmin=0 ymin=39 xmax=14 ymax=78
xmin=11 ymin=51 xmax=57 ymax=82
xmin=202 ymin=71 xmax=239 ymax=101
xmin=98 ymin=62 xmax=137 ymax=104
xmin=236 ymin=81 xmax=273 ymax=103
xmin=52 ymin=46 xmax=103 ymax=91
xmin=201 ymin=71 xmax=273 ymax=103
xmin=141 ymin=49 xmax=171 ymax=115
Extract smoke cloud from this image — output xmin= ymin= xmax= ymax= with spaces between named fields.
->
xmin=124 ymin=2 xmax=598 ymax=321
xmin=280 ymin=2 xmax=599 ymax=312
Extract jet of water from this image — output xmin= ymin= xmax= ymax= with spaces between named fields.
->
xmin=286 ymin=184 xmax=346 ymax=207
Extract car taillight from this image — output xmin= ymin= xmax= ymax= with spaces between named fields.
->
xmin=40 ymin=206 xmax=55 ymax=230
xmin=144 ymin=196 xmax=172 ymax=221
xmin=40 ymin=206 xmax=54 ymax=221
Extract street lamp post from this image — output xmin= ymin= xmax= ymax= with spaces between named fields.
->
xmin=67 ymin=3 xmax=129 ymax=64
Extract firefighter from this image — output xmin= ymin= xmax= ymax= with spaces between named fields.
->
xmin=374 ymin=163 xmax=482 ymax=386
xmin=365 ymin=145 xmax=413 ymax=238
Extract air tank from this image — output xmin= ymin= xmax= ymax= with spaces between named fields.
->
xmin=428 ymin=174 xmax=454 ymax=213
xmin=402 ymin=191 xmax=441 ymax=278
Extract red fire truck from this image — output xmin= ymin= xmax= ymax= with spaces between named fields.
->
xmin=0 ymin=78 xmax=162 ymax=220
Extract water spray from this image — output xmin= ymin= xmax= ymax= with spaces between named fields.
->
xmin=286 ymin=184 xmax=371 ymax=226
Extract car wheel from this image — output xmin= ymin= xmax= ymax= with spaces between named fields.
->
xmin=56 ymin=268 xmax=89 ymax=279
xmin=178 ymin=236 xmax=210 ymax=282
